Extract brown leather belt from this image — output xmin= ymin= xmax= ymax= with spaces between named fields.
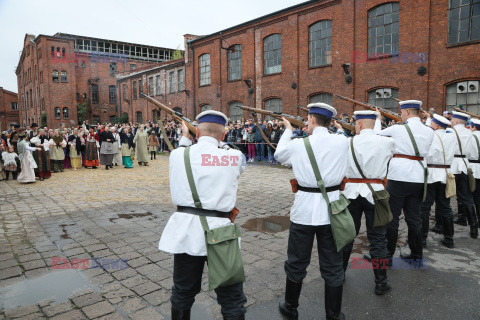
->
xmin=341 ymin=177 xmax=387 ymax=190
xmin=393 ymin=154 xmax=424 ymax=161
xmin=427 ymin=164 xmax=450 ymax=168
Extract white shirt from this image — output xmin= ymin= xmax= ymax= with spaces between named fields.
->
xmin=274 ymin=127 xmax=349 ymax=226
xmin=425 ymin=129 xmax=456 ymax=184
xmin=158 ymin=136 xmax=246 ymax=256
xmin=374 ymin=117 xmax=434 ymax=183
xmin=469 ymin=130 xmax=480 ymax=179
xmin=450 ymin=124 xmax=474 ymax=175
xmin=342 ymin=129 xmax=395 ymax=205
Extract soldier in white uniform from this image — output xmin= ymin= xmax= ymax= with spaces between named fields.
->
xmin=374 ymin=100 xmax=434 ymax=264
xmin=469 ymin=118 xmax=480 ymax=226
xmin=158 ymin=111 xmax=247 ymax=320
xmin=450 ymin=111 xmax=478 ymax=239
xmin=421 ymin=114 xmax=457 ymax=248
xmin=275 ymin=103 xmax=349 ymax=320
xmin=336 ymin=110 xmax=395 ymax=295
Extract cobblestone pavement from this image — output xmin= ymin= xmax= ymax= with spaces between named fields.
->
xmin=0 ymin=157 xmax=479 ymax=320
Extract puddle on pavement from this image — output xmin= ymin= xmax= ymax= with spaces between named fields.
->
xmin=59 ymin=224 xmax=75 ymax=239
xmin=0 ymin=269 xmax=99 ymax=310
xmin=243 ymin=216 xmax=291 ymax=233
xmin=109 ymin=211 xmax=154 ymax=222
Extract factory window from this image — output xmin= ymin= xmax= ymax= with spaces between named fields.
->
xmin=309 ymin=93 xmax=333 ymax=105
xmin=54 ymin=107 xmax=61 ymax=118
xmin=110 ymin=62 xmax=117 ymax=77
xmin=92 ymin=84 xmax=99 ymax=104
xmin=52 ymin=70 xmax=59 ymax=82
xmin=368 ymin=2 xmax=400 ymax=57
xmin=448 ymin=0 xmax=480 ymax=44
xmin=264 ymin=34 xmax=282 ymax=74
xmin=60 ymin=70 xmax=67 ymax=82
xmin=228 ymin=45 xmax=242 ymax=81
xmin=63 ymin=107 xmax=69 ymax=119
xmin=309 ymin=20 xmax=332 ymax=67
xmin=169 ymin=72 xmax=176 ymax=93
xmin=367 ymin=87 xmax=399 ymax=113
xmin=200 ymin=104 xmax=212 ymax=112
xmin=133 ymin=81 xmax=137 ymax=100
xmin=155 ymin=75 xmax=161 ymax=95
xmin=109 ymin=85 xmax=117 ymax=104
xmin=446 ymin=80 xmax=480 ymax=114
xmin=199 ymin=54 xmax=211 ymax=86
xmin=178 ymin=69 xmax=184 ymax=91
xmin=229 ymin=101 xmax=243 ymax=122
xmin=123 ymin=84 xmax=127 ymax=99
xmin=148 ymin=77 xmax=154 ymax=96
xmin=264 ymin=98 xmax=282 ymax=120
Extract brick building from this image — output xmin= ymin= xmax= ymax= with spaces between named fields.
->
xmin=16 ymin=33 xmax=179 ymax=128
xmin=0 ymin=87 xmax=19 ymax=132
xmin=116 ymin=58 xmax=188 ymax=123
xmin=185 ymin=0 xmax=480 ymax=121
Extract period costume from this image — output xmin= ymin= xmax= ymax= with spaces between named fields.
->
xmin=374 ymin=100 xmax=434 ymax=264
xmin=84 ymin=132 xmax=99 ymax=168
xmin=17 ymin=138 xmax=37 ymax=183
xmin=159 ymin=111 xmax=247 ymax=320
xmin=340 ymin=111 xmax=395 ymax=295
xmin=112 ymin=130 xmax=122 ymax=166
xmin=275 ymin=103 xmax=349 ymax=320
xmin=30 ymin=135 xmax=51 ymax=180
xmin=120 ymin=130 xmax=134 ymax=168
xmin=133 ymin=129 xmax=149 ymax=165
xmin=68 ymin=134 xmax=83 ymax=169
xmin=49 ymin=134 xmax=67 ymax=172
xmin=99 ymin=130 xmax=115 ymax=168
xmin=2 ymin=150 xmax=19 ymax=180
xmin=149 ymin=133 xmax=160 ymax=160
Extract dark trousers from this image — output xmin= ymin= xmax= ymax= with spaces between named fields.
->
xmin=171 ymin=254 xmax=246 ymax=318
xmin=474 ymin=179 xmax=480 ymax=206
xmin=386 ymin=180 xmax=424 ymax=258
xmin=421 ymin=182 xmax=453 ymax=219
xmin=455 ymin=173 xmax=474 ymax=207
xmin=284 ymin=222 xmax=344 ymax=287
xmin=255 ymin=142 xmax=265 ymax=161
xmin=343 ymin=196 xmax=387 ymax=260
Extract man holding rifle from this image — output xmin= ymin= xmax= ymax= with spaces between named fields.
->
xmin=373 ymin=100 xmax=434 ymax=265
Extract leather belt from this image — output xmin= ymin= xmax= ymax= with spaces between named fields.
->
xmin=176 ymin=206 xmax=230 ymax=218
xmin=343 ymin=178 xmax=386 ymax=185
xmin=298 ymin=184 xmax=341 ymax=193
xmin=469 ymin=160 xmax=480 ymax=164
xmin=454 ymin=155 xmax=466 ymax=158
xmin=427 ymin=164 xmax=450 ymax=168
xmin=393 ymin=154 xmax=424 ymax=161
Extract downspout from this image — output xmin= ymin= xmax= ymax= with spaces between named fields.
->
xmin=191 ymin=44 xmax=197 ymax=117
xmin=296 ymin=13 xmax=300 ymax=116
xmin=426 ymin=0 xmax=432 ymax=110
xmin=352 ymin=0 xmax=356 ymax=108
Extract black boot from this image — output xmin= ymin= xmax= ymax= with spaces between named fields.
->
xmin=12 ymin=171 xmax=18 ymax=180
xmin=430 ymin=213 xmax=443 ymax=234
xmin=385 ymin=228 xmax=398 ymax=266
xmin=421 ymin=214 xmax=429 ymax=248
xmin=373 ymin=266 xmax=391 ymax=295
xmin=440 ymin=215 xmax=454 ymax=248
xmin=171 ymin=306 xmax=190 ymax=320
xmin=325 ymin=284 xmax=345 ymax=320
xmin=400 ymin=228 xmax=423 ymax=266
xmin=465 ymin=206 xmax=479 ymax=239
xmin=105 ymin=165 xmax=109 ymax=170
xmin=279 ymin=278 xmax=302 ymax=320
xmin=5 ymin=171 xmax=9 ymax=181
xmin=342 ymin=247 xmax=351 ymax=276
xmin=476 ymin=205 xmax=480 ymax=230
xmin=454 ymin=204 xmax=467 ymax=226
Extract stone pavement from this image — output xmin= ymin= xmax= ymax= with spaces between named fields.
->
xmin=0 ymin=157 xmax=479 ymax=320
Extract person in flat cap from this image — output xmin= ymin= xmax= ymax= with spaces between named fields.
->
xmin=449 ymin=111 xmax=478 ymax=238
xmin=421 ymin=114 xmax=458 ymax=248
xmin=159 ymin=110 xmax=247 ymax=320
xmin=373 ymin=100 xmax=434 ymax=266
xmin=335 ymin=110 xmax=395 ymax=296
xmin=469 ymin=118 xmax=480 ymax=226
xmin=275 ymin=103 xmax=349 ymax=320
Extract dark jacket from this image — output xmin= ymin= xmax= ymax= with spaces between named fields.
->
xmin=252 ymin=124 xmax=266 ymax=143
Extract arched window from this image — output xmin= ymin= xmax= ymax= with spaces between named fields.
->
xmin=309 ymin=93 xmax=333 ymax=105
xmin=264 ymin=98 xmax=282 ymax=120
xmin=368 ymin=2 xmax=399 ymax=57
xmin=173 ymin=107 xmax=183 ymax=114
xmin=448 ymin=0 xmax=480 ymax=44
xmin=309 ymin=20 xmax=332 ymax=67
xmin=54 ymin=107 xmax=61 ymax=118
xmin=446 ymin=80 xmax=480 ymax=114
xmin=228 ymin=45 xmax=242 ymax=81
xmin=229 ymin=102 xmax=243 ymax=122
xmin=200 ymin=104 xmax=212 ymax=112
xmin=63 ymin=107 xmax=69 ymax=118
xmin=367 ymin=87 xmax=399 ymax=113
xmin=199 ymin=54 xmax=211 ymax=86
xmin=60 ymin=70 xmax=67 ymax=82
xmin=264 ymin=34 xmax=281 ymax=74
xmin=52 ymin=70 xmax=59 ymax=82
xmin=136 ymin=111 xmax=143 ymax=123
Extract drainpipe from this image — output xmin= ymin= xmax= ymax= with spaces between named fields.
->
xmin=191 ymin=43 xmax=197 ymax=117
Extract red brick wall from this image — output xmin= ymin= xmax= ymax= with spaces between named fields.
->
xmin=0 ymin=88 xmax=19 ymax=132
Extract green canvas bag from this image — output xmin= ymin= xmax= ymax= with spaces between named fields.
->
xmin=350 ymin=138 xmax=392 ymax=228
xmin=303 ymin=137 xmax=356 ymax=252
xmin=184 ymin=147 xmax=245 ymax=291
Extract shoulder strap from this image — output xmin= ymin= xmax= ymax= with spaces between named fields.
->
xmin=435 ymin=133 xmax=450 ymax=177
xmin=473 ymin=135 xmax=480 ymax=161
xmin=183 ymin=146 xmax=210 ymax=231
xmin=350 ymin=138 xmax=377 ymax=196
xmin=403 ymin=124 xmax=420 ymax=157
xmin=452 ymin=127 xmax=470 ymax=169
xmin=303 ymin=137 xmax=330 ymax=207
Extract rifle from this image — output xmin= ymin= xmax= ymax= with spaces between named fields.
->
xmin=392 ymin=98 xmax=433 ymax=116
xmin=454 ymin=107 xmax=480 ymax=119
xmin=141 ymin=93 xmax=197 ymax=137
xmin=240 ymin=106 xmax=306 ymax=128
xmin=296 ymin=105 xmax=355 ymax=132
xmin=335 ymin=94 xmax=402 ymax=122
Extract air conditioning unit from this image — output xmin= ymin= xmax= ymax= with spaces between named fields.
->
xmin=457 ymin=81 xmax=468 ymax=93
xmin=468 ymin=81 xmax=479 ymax=93
xmin=383 ymin=88 xmax=392 ymax=98
xmin=376 ymin=89 xmax=384 ymax=98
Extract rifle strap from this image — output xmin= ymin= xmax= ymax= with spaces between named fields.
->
xmin=452 ymin=127 xmax=470 ymax=170
xmin=474 ymin=135 xmax=480 ymax=161
xmin=251 ymin=112 xmax=276 ymax=150
xmin=303 ymin=137 xmax=330 ymax=208
xmin=158 ymin=120 xmax=174 ymax=152
xmin=404 ymin=124 xmax=428 ymax=201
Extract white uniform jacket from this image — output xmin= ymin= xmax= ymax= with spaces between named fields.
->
xmin=469 ymin=131 xmax=480 ymax=179
xmin=374 ymin=117 xmax=434 ymax=183
xmin=342 ymin=129 xmax=395 ymax=205
xmin=425 ymin=129 xmax=456 ymax=184
xmin=450 ymin=124 xmax=474 ymax=175
xmin=158 ymin=136 xmax=246 ymax=256
xmin=274 ymin=127 xmax=349 ymax=226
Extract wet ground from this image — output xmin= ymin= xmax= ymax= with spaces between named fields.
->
xmin=0 ymin=157 xmax=479 ymax=320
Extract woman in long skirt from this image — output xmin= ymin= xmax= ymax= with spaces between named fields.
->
xmin=30 ymin=129 xmax=51 ymax=181
xmin=17 ymin=135 xmax=40 ymax=183
xmin=133 ymin=125 xmax=149 ymax=166
xmin=111 ymin=127 xmax=122 ymax=166
xmin=49 ymin=130 xmax=66 ymax=172
xmin=68 ymin=130 xmax=82 ymax=170
xmin=120 ymin=126 xmax=133 ymax=168
xmin=99 ymin=126 xmax=115 ymax=170
xmin=84 ymin=128 xmax=99 ymax=169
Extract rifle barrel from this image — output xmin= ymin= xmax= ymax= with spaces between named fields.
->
xmin=335 ymin=94 xmax=401 ymax=122
xmin=455 ymin=107 xmax=480 ymax=119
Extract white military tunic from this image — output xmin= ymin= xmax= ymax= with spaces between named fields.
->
xmin=374 ymin=117 xmax=434 ymax=183
xmin=470 ymin=131 xmax=480 ymax=179
xmin=342 ymin=129 xmax=395 ymax=205
xmin=158 ymin=136 xmax=245 ymax=256
xmin=425 ymin=129 xmax=457 ymax=184
xmin=274 ymin=127 xmax=349 ymax=226
xmin=450 ymin=124 xmax=474 ymax=175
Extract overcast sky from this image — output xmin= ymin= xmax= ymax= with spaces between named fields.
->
xmin=0 ymin=0 xmax=304 ymax=93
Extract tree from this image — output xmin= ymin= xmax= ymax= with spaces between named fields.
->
xmin=77 ymin=102 xmax=89 ymax=124
xmin=113 ymin=113 xmax=129 ymax=124
xmin=40 ymin=113 xmax=47 ymax=127
xmin=171 ymin=48 xmax=184 ymax=60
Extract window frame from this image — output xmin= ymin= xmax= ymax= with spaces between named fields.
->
xmin=54 ymin=107 xmax=61 ymax=119
xmin=309 ymin=20 xmax=333 ymax=68
xmin=169 ymin=71 xmax=176 ymax=93
xmin=62 ymin=107 xmax=69 ymax=119
xmin=447 ymin=0 xmax=480 ymax=45
xmin=52 ymin=70 xmax=59 ymax=83
xmin=199 ymin=54 xmax=211 ymax=86
xmin=133 ymin=81 xmax=137 ymax=100
xmin=367 ymin=2 xmax=400 ymax=59
xmin=227 ymin=45 xmax=242 ymax=81
xmin=91 ymin=84 xmax=99 ymax=104
xmin=263 ymin=34 xmax=282 ymax=75
xmin=178 ymin=69 xmax=184 ymax=91
xmin=109 ymin=85 xmax=117 ymax=104
xmin=366 ymin=87 xmax=399 ymax=113
xmin=263 ymin=98 xmax=283 ymax=120
xmin=60 ymin=70 xmax=67 ymax=83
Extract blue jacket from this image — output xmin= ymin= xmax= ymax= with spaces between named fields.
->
xmin=252 ymin=124 xmax=266 ymax=142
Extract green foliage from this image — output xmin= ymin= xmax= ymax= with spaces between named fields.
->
xmin=40 ymin=113 xmax=47 ymax=127
xmin=171 ymin=49 xmax=184 ymax=60
xmin=113 ymin=113 xmax=129 ymax=124
xmin=77 ymin=102 xmax=89 ymax=124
